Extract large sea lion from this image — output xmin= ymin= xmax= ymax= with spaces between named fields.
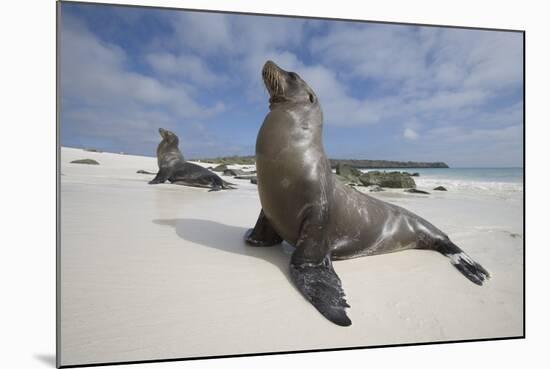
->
xmin=245 ymin=61 xmax=490 ymax=326
xmin=149 ymin=128 xmax=234 ymax=191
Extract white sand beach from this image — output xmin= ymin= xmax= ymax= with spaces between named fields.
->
xmin=59 ymin=147 xmax=523 ymax=367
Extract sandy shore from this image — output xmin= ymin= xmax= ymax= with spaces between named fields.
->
xmin=59 ymin=147 xmax=523 ymax=366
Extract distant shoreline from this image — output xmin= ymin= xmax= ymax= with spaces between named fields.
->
xmin=192 ymin=155 xmax=450 ymax=169
xmin=328 ymin=159 xmax=449 ymax=169
xmin=61 ymin=147 xmax=450 ymax=169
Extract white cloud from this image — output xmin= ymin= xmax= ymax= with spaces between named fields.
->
xmin=62 ymin=16 xmax=224 ymax=117
xmin=60 ymin=14 xmax=227 ymax=155
xmin=310 ymin=23 xmax=429 ymax=83
xmin=403 ymin=128 xmax=419 ymax=140
xmin=145 ymin=52 xmax=227 ymax=87
xmin=308 ymin=24 xmax=523 ymax=131
xmin=160 ymin=14 xmax=522 ymax=131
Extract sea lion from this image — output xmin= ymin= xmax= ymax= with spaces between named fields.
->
xmin=149 ymin=128 xmax=235 ymax=191
xmin=245 ymin=61 xmax=489 ymax=326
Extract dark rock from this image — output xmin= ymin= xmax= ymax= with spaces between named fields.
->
xmin=433 ymin=186 xmax=447 ymax=191
xmin=250 ymin=177 xmax=258 ymax=185
xmin=70 ymin=159 xmax=99 ymax=165
xmin=405 ymin=188 xmax=430 ymax=194
xmin=410 ymin=172 xmax=420 ymax=177
xmin=234 ymin=175 xmax=257 ymax=180
xmin=359 ymin=171 xmax=416 ymax=188
xmin=223 ymin=168 xmax=247 ymax=176
xmin=83 ymin=148 xmax=102 ymax=153
xmin=368 ymin=185 xmax=384 ymax=192
xmin=212 ymin=164 xmax=228 ymax=172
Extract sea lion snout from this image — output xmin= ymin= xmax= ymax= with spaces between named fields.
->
xmin=262 ymin=60 xmax=317 ymax=106
xmin=159 ymin=128 xmax=177 ymax=141
xmin=262 ymin=60 xmax=283 ymax=76
xmin=262 ymin=60 xmax=288 ymax=99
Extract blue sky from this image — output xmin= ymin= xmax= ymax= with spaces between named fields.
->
xmin=60 ymin=3 xmax=524 ymax=167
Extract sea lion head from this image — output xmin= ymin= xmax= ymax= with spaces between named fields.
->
xmin=262 ymin=60 xmax=318 ymax=109
xmin=156 ymin=128 xmax=183 ymax=162
xmin=158 ymin=128 xmax=179 ymax=146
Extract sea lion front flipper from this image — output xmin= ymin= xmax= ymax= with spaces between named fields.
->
xmin=289 ymin=214 xmax=351 ymax=326
xmin=290 ymin=255 xmax=351 ymax=326
xmin=244 ymin=210 xmax=283 ymax=247
xmin=208 ymin=184 xmax=222 ymax=192
xmin=148 ymin=168 xmax=170 ymax=184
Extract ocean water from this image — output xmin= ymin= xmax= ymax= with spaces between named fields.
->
xmin=360 ymin=167 xmax=524 ymax=193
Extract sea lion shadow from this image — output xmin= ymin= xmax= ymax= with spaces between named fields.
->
xmin=153 ymin=218 xmax=293 ymax=283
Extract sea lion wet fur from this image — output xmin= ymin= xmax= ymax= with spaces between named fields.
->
xmin=245 ymin=61 xmax=489 ymax=326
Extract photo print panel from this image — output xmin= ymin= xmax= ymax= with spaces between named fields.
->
xmin=57 ymin=1 xmax=524 ymax=367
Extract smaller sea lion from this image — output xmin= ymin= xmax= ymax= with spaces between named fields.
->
xmin=149 ymin=128 xmax=235 ymax=191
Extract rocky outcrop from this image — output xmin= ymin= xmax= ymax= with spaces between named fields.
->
xmin=433 ymin=186 xmax=447 ymax=191
xmin=359 ymin=171 xmax=416 ymax=188
xmin=335 ymin=163 xmax=363 ymax=185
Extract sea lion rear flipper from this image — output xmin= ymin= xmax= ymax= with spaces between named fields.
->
xmin=436 ymin=239 xmax=490 ymax=286
xmin=290 ymin=255 xmax=351 ymax=326
xmin=244 ymin=210 xmax=283 ymax=247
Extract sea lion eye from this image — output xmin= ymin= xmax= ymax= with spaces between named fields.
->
xmin=308 ymin=93 xmax=315 ymax=103
xmin=289 ymin=72 xmax=298 ymax=80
